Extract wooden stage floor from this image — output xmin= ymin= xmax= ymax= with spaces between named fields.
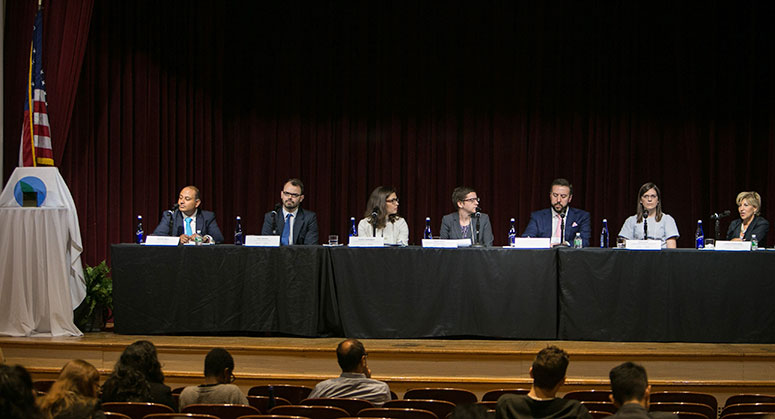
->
xmin=2 ymin=333 xmax=775 ymax=405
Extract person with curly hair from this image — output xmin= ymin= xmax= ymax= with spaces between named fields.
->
xmin=101 ymin=340 xmax=175 ymax=410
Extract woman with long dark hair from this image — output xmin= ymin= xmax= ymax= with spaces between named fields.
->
xmin=101 ymin=340 xmax=175 ymax=410
xmin=357 ymin=186 xmax=409 ymax=245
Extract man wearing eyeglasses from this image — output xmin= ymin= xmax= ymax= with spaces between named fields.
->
xmin=522 ymin=178 xmax=591 ymax=247
xmin=261 ymin=178 xmax=319 ymax=245
xmin=308 ymin=339 xmax=391 ymax=405
xmin=178 ymin=347 xmax=248 ymax=410
xmin=440 ymin=186 xmax=494 ymax=246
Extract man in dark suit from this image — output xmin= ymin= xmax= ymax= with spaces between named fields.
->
xmin=522 ymin=178 xmax=592 ymax=246
xmin=261 ymin=178 xmax=319 ymax=245
xmin=151 ymin=185 xmax=224 ymax=244
xmin=608 ymin=362 xmax=678 ymax=418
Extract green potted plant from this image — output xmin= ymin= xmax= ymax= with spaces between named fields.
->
xmin=73 ymin=261 xmax=112 ymax=332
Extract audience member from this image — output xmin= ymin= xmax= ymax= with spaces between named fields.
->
xmin=0 ymin=364 xmax=42 ymax=419
xmin=261 ymin=178 xmax=319 ymax=245
xmin=608 ymin=362 xmax=677 ymax=418
xmin=308 ymin=339 xmax=391 ymax=405
xmin=101 ymin=340 xmax=175 ymax=410
xmin=178 ymin=348 xmax=248 ymax=410
xmin=38 ymin=359 xmax=105 ymax=419
xmin=496 ymin=346 xmax=591 ymax=419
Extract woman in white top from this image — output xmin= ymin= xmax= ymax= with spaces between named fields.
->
xmin=618 ymin=182 xmax=679 ymax=248
xmin=358 ymin=186 xmax=409 ymax=245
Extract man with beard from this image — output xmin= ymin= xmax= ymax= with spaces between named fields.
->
xmin=151 ymin=185 xmax=224 ymax=244
xmin=522 ymin=178 xmax=591 ymax=247
xmin=261 ymin=178 xmax=319 ymax=245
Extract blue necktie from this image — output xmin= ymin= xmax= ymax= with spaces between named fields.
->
xmin=184 ymin=217 xmax=193 ymax=235
xmin=281 ymin=213 xmax=292 ymax=245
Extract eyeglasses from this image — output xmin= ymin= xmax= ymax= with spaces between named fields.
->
xmin=463 ymin=197 xmax=480 ymax=203
xmin=228 ymin=370 xmax=236 ymax=383
xmin=386 ymin=198 xmax=399 ymax=204
xmin=282 ymin=190 xmax=301 ymax=198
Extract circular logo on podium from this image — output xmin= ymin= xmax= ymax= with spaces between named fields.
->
xmin=14 ymin=176 xmax=47 ymax=207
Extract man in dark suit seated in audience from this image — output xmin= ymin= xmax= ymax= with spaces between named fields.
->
xmin=608 ymin=362 xmax=677 ymax=418
xmin=308 ymin=339 xmax=391 ymax=405
xmin=496 ymin=346 xmax=591 ymax=419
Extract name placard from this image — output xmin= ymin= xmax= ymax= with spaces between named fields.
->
xmin=714 ymin=240 xmax=752 ymax=251
xmin=244 ymin=235 xmax=280 ymax=247
xmin=143 ymin=236 xmax=179 ymax=246
xmin=625 ymin=239 xmax=662 ymax=250
xmin=511 ymin=237 xmax=552 ymax=249
xmin=422 ymin=239 xmax=459 ymax=248
xmin=348 ymin=237 xmax=385 ymax=247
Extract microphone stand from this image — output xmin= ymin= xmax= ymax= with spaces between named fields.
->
xmin=371 ymin=208 xmax=379 ymax=237
xmin=643 ymin=212 xmax=649 ymax=240
xmin=714 ymin=217 xmax=721 ymax=241
xmin=167 ymin=205 xmax=178 ymax=236
xmin=272 ymin=203 xmax=281 ymax=234
xmin=472 ymin=209 xmax=484 ymax=248
xmin=559 ymin=211 xmax=567 ymax=246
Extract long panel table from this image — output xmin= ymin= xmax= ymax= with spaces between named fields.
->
xmin=111 ymin=244 xmax=775 ymax=342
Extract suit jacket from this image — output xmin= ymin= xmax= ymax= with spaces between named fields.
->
xmin=726 ymin=215 xmax=769 ymax=247
xmin=261 ymin=207 xmax=319 ymax=245
xmin=611 ymin=403 xmax=678 ymax=419
xmin=151 ymin=209 xmax=225 ymax=244
xmin=522 ymin=207 xmax=592 ymax=247
xmin=439 ymin=212 xmax=494 ymax=246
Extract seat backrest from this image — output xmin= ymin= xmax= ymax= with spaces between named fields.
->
xmin=301 ymin=398 xmax=375 ymax=416
xmin=481 ymin=389 xmax=529 ymax=402
xmin=650 ymin=391 xmax=718 ymax=413
xmin=358 ymin=407 xmax=438 ymax=419
xmin=143 ymin=414 xmax=220 ymax=419
xmin=725 ymin=395 xmax=775 ymax=408
xmin=562 ymin=390 xmax=612 ymax=402
xmin=233 ymin=416 xmax=310 ymax=419
xmin=722 ymin=403 xmax=775 ymax=416
xmin=102 ymin=402 xmax=175 ymax=419
xmin=32 ymin=379 xmax=56 ymax=394
xmin=719 ymin=413 xmax=773 ymax=419
xmin=587 ymin=411 xmax=613 ymax=419
xmin=248 ymin=396 xmax=293 ymax=413
xmin=674 ymin=413 xmax=708 ymax=419
xmin=579 ymin=402 xmax=617 ymax=414
xmin=182 ymin=403 xmax=261 ymax=419
xmin=269 ymin=404 xmax=350 ymax=419
xmin=403 ymin=388 xmax=477 ymax=405
xmin=103 ymin=412 xmax=132 ymax=419
xmin=384 ymin=399 xmax=456 ymax=419
xmin=649 ymin=401 xmax=716 ymax=419
xmin=248 ymin=385 xmax=314 ymax=404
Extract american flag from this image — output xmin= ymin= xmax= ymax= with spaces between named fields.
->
xmin=19 ymin=6 xmax=54 ymax=167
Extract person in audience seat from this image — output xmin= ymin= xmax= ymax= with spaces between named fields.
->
xmin=101 ymin=340 xmax=176 ymax=411
xmin=308 ymin=339 xmax=391 ymax=405
xmin=0 ymin=364 xmax=42 ymax=419
xmin=38 ymin=359 xmax=105 ymax=419
xmin=178 ymin=348 xmax=248 ymax=410
xmin=496 ymin=346 xmax=591 ymax=419
xmin=608 ymin=362 xmax=677 ymax=419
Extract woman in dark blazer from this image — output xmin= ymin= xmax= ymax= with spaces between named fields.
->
xmin=727 ymin=191 xmax=769 ymax=247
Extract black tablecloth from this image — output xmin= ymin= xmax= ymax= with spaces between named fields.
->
xmin=329 ymin=247 xmax=557 ymax=339
xmin=557 ymin=248 xmax=775 ymax=343
xmin=112 ymin=244 xmax=338 ymax=336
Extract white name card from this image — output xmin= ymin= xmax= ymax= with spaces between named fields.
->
xmin=143 ymin=236 xmax=179 ymax=246
xmin=422 ymin=239 xmax=459 ymax=248
xmin=714 ymin=240 xmax=752 ymax=251
xmin=625 ymin=239 xmax=662 ymax=250
xmin=511 ymin=237 xmax=552 ymax=249
xmin=244 ymin=235 xmax=280 ymax=247
xmin=348 ymin=236 xmax=385 ymax=247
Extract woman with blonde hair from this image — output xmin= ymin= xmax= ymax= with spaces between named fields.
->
xmin=38 ymin=359 xmax=104 ymax=419
xmin=727 ymin=191 xmax=769 ymax=246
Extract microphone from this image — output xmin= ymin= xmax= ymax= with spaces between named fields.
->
xmin=711 ymin=210 xmax=731 ymax=220
xmin=371 ymin=207 xmax=379 ymax=219
xmin=370 ymin=207 xmax=379 ymax=237
xmin=167 ymin=203 xmax=179 ymax=236
xmin=475 ymin=206 xmax=482 ymax=217
xmin=559 ymin=211 xmax=566 ymax=244
xmin=642 ymin=204 xmax=649 ymax=239
xmin=271 ymin=203 xmax=281 ymax=235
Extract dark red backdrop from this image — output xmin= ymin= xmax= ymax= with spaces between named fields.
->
xmin=4 ymin=1 xmax=775 ymax=265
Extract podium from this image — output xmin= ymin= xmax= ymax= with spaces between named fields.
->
xmin=0 ymin=167 xmax=85 ymax=336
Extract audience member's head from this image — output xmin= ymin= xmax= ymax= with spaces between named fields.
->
xmin=336 ymin=339 xmax=367 ymax=374
xmin=530 ymin=346 xmax=569 ymax=393
xmin=101 ymin=340 xmax=164 ymax=402
xmin=450 ymin=403 xmax=488 ymax=419
xmin=204 ymin=348 xmax=235 ymax=384
xmin=0 ymin=364 xmax=41 ymax=419
xmin=39 ymin=359 xmax=101 ymax=418
xmin=609 ymin=362 xmax=650 ymax=407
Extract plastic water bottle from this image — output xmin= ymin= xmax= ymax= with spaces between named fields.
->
xmin=424 ymin=217 xmax=433 ymax=239
xmin=751 ymin=234 xmax=758 ymax=251
xmin=573 ymin=232 xmax=583 ymax=248
xmin=600 ymin=219 xmax=609 ymax=248
xmin=194 ymin=230 xmax=203 ymax=245
xmin=349 ymin=217 xmax=358 ymax=237
xmin=695 ymin=220 xmax=704 ymax=249
xmin=234 ymin=216 xmax=243 ymax=245
xmin=135 ymin=215 xmax=144 ymax=244
xmin=508 ymin=218 xmax=517 ymax=246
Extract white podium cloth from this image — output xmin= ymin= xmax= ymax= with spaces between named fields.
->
xmin=0 ymin=167 xmax=84 ymax=336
